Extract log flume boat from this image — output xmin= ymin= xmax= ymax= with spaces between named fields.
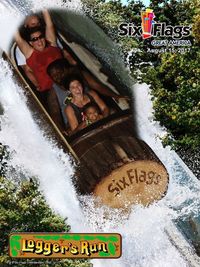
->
xmin=3 ymin=9 xmax=169 ymax=209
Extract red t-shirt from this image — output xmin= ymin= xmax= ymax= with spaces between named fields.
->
xmin=26 ymin=46 xmax=62 ymax=92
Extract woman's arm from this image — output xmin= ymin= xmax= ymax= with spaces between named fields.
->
xmin=88 ymin=90 xmax=110 ymax=117
xmin=65 ymin=105 xmax=79 ymax=131
xmin=82 ymin=70 xmax=123 ymax=100
xmin=42 ymin=9 xmax=57 ymax=46
xmin=15 ymin=31 xmax=33 ymax=59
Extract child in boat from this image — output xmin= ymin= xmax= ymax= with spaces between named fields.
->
xmin=82 ymin=102 xmax=103 ymax=126
xmin=68 ymin=102 xmax=103 ymax=135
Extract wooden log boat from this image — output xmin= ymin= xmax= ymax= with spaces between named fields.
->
xmin=5 ymin=9 xmax=168 ymax=209
xmin=70 ymin=111 xmax=168 ymax=208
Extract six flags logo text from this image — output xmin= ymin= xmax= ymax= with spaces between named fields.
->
xmin=118 ymin=8 xmax=191 ymax=39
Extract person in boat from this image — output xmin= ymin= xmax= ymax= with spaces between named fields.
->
xmin=15 ymin=11 xmax=76 ymax=87
xmin=64 ymin=74 xmax=109 ymax=134
xmin=46 ymin=58 xmax=121 ymax=129
xmin=46 ymin=58 xmax=72 ymax=128
xmin=82 ymin=102 xmax=103 ymax=126
xmin=47 ymin=57 xmax=124 ymax=102
xmin=15 ymin=10 xmax=65 ymax=131
xmin=71 ymin=102 xmax=103 ymax=132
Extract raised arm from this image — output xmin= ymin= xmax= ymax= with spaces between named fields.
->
xmin=42 ymin=9 xmax=57 ymax=46
xmin=88 ymin=90 xmax=110 ymax=117
xmin=15 ymin=31 xmax=33 ymax=59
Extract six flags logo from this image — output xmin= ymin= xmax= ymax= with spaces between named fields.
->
xmin=141 ymin=9 xmax=155 ymax=39
xmin=118 ymin=9 xmax=191 ymax=39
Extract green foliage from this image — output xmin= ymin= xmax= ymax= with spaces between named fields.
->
xmin=193 ymin=14 xmax=200 ymax=44
xmin=0 ymin=176 xmax=65 ymax=261
xmin=142 ymin=0 xmax=200 ymax=148
xmin=82 ymin=0 xmax=141 ymax=54
xmin=149 ymin=0 xmax=193 ymax=24
xmin=0 ymin=144 xmax=8 ymax=176
xmin=0 ymin=175 xmax=91 ymax=267
xmin=143 ymin=47 xmax=200 ymax=148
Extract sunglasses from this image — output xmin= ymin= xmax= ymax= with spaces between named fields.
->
xmin=30 ymin=34 xmax=45 ymax=42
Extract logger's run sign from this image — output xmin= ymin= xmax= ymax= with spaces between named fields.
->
xmin=9 ymin=233 xmax=121 ymax=258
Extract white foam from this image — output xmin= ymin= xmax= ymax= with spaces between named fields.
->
xmin=0 ymin=59 xmax=85 ymax=232
xmin=0 ymin=2 xmax=22 ymax=52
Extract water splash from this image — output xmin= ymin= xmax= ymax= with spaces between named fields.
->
xmin=0 ymin=59 xmax=85 ymax=232
xmin=0 ymin=2 xmax=22 ymax=52
xmin=31 ymin=0 xmax=83 ymax=12
xmin=80 ymin=83 xmax=200 ymax=267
